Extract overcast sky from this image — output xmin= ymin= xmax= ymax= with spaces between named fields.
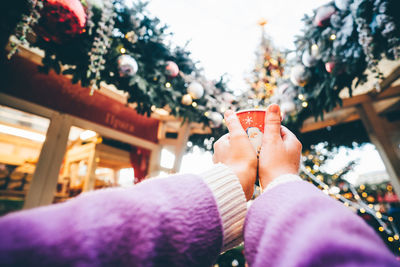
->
xmin=147 ymin=0 xmax=330 ymax=92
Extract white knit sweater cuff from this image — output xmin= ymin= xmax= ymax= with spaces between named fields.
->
xmin=264 ymin=174 xmax=302 ymax=192
xmin=200 ymin=163 xmax=247 ymax=252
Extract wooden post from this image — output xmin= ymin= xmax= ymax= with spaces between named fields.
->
xmin=148 ymin=145 xmax=162 ymax=177
xmin=24 ymin=114 xmax=71 ymax=209
xmin=172 ymin=123 xmax=190 ymax=173
xmin=82 ymin=144 xmax=98 ymax=192
xmin=356 ymin=100 xmax=400 ymax=196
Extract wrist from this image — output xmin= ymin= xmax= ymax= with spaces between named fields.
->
xmin=229 ymin=161 xmax=257 ymax=200
xmin=260 ymin=170 xmax=299 ymax=190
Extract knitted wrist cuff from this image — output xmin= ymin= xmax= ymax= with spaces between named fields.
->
xmin=200 ymin=164 xmax=247 ymax=251
xmin=264 ymin=174 xmax=302 ymax=192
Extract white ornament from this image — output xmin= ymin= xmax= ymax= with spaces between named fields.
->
xmin=181 ymin=94 xmax=193 ymax=106
xmin=334 ymin=0 xmax=351 ymax=11
xmin=209 ymin=112 xmax=223 ymax=128
xmin=290 ymin=64 xmax=311 ymax=87
xmin=222 ymin=92 xmax=235 ymax=103
xmin=281 ymin=101 xmax=296 ymax=115
xmin=187 ymin=82 xmax=204 ymax=99
xmin=118 ymin=55 xmax=138 ymax=77
xmin=302 ymin=50 xmax=318 ymax=67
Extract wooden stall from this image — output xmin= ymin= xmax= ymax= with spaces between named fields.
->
xmin=0 ymin=45 xmax=210 ymax=213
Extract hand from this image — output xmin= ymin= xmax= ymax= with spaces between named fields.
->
xmin=259 ymin=104 xmax=302 ymax=190
xmin=213 ymin=110 xmax=257 ymax=200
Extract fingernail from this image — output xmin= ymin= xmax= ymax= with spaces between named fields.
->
xmin=268 ymin=104 xmax=280 ymax=113
xmin=224 ymin=110 xmax=234 ymax=118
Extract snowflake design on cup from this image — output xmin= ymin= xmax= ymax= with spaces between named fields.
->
xmin=244 ymin=116 xmax=253 ymax=125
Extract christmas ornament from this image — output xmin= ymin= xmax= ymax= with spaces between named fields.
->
xmin=334 ymin=0 xmax=351 ymax=11
xmin=118 ymin=55 xmax=138 ymax=77
xmin=290 ymin=64 xmax=311 ymax=87
xmin=302 ymin=50 xmax=318 ymax=67
xmin=165 ymin=61 xmax=179 ymax=78
xmin=314 ymin=5 xmax=336 ymax=27
xmin=325 ymin=61 xmax=336 ymax=73
xmin=280 ymin=101 xmax=296 ymax=115
xmin=181 ymin=94 xmax=193 ymax=106
xmin=187 ymin=82 xmax=204 ymax=99
xmin=330 ymin=13 xmax=342 ymax=28
xmin=36 ymin=0 xmax=86 ymax=43
xmin=209 ymin=112 xmax=223 ymax=128
xmin=222 ymin=92 xmax=235 ymax=104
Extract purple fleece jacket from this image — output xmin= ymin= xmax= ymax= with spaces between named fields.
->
xmin=0 ymin=175 xmax=398 ymax=266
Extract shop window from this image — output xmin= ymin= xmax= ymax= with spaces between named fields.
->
xmin=0 ymin=105 xmax=50 ymax=215
xmin=53 ymin=127 xmax=148 ymax=203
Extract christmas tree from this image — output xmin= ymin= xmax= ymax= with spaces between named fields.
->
xmin=238 ymin=19 xmax=285 ymax=110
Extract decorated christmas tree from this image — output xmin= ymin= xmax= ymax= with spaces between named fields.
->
xmin=237 ymin=19 xmax=285 ymax=110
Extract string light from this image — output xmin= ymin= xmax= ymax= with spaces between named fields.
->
xmin=120 ymin=47 xmax=126 ymax=54
xmin=379 ymin=227 xmax=384 ymax=232
xmin=360 ymin=208 xmax=366 ymax=213
xmin=298 ymin=94 xmax=305 ymax=100
xmin=165 ymin=82 xmax=171 ymax=88
xmin=395 ymin=235 xmax=399 ymax=240
xmin=362 ymin=192 xmax=367 ymax=198
xmin=360 ymin=184 xmax=365 ymax=190
xmin=389 ymin=217 xmax=394 ymax=222
xmin=192 ymin=102 xmax=198 ymax=107
xmin=302 ymin=101 xmax=308 ymax=108
xmin=204 ymin=111 xmax=210 ymax=116
xmin=388 ymin=237 xmax=394 ymax=242
xmin=329 ymin=34 xmax=336 ymax=40
xmin=376 ymin=212 xmax=382 ymax=219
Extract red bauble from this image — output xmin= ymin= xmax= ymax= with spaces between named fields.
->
xmin=314 ymin=6 xmax=336 ymax=27
xmin=36 ymin=0 xmax=87 ymax=43
xmin=165 ymin=61 xmax=179 ymax=77
xmin=325 ymin=61 xmax=336 ymax=73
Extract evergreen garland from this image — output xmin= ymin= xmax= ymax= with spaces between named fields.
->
xmin=1 ymin=0 xmax=235 ymax=141
xmin=276 ymin=0 xmax=400 ymax=130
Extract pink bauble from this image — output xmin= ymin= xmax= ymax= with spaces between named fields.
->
xmin=165 ymin=61 xmax=179 ymax=77
xmin=314 ymin=5 xmax=336 ymax=27
xmin=36 ymin=0 xmax=86 ymax=43
xmin=325 ymin=62 xmax=335 ymax=73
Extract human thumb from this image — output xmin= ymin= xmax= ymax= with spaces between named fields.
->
xmin=263 ymin=104 xmax=282 ymax=141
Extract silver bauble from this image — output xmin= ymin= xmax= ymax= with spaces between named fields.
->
xmin=290 ymin=64 xmax=311 ymax=87
xmin=281 ymin=101 xmax=296 ymax=114
xmin=334 ymin=0 xmax=351 ymax=11
xmin=209 ymin=112 xmax=223 ymax=128
xmin=187 ymin=82 xmax=204 ymax=99
xmin=302 ymin=50 xmax=318 ymax=67
xmin=118 ymin=55 xmax=138 ymax=77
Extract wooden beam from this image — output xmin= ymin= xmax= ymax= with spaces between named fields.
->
xmin=379 ymin=65 xmax=400 ymax=91
xmin=301 ymin=86 xmax=400 ymax=133
xmin=172 ymin=123 xmax=190 ymax=173
xmin=356 ymin=100 xmax=400 ymax=196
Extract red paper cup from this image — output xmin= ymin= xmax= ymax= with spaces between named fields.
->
xmin=236 ymin=109 xmax=266 ymax=153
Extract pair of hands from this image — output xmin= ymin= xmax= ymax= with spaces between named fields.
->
xmin=213 ymin=104 xmax=302 ymax=201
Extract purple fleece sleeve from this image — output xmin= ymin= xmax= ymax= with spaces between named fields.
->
xmin=0 ymin=174 xmax=223 ymax=267
xmin=244 ymin=180 xmax=399 ymax=267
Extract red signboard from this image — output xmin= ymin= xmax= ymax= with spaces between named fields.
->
xmin=0 ymin=57 xmax=159 ymax=143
